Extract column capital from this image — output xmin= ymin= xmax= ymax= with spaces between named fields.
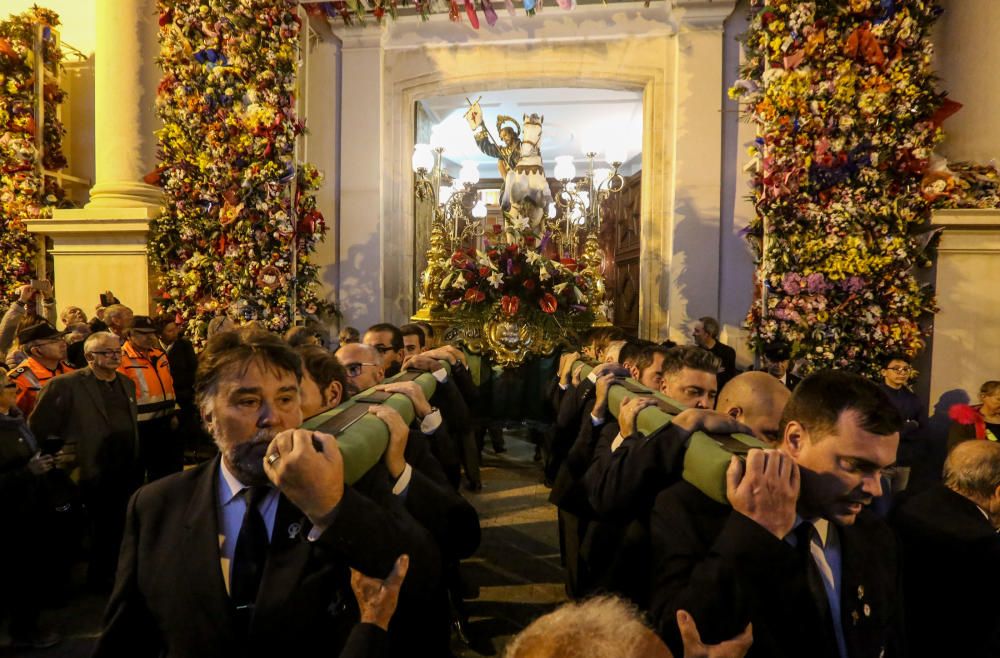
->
xmin=670 ymin=0 xmax=738 ymax=30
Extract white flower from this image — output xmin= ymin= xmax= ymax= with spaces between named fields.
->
xmin=526 ymin=250 xmax=544 ymax=265
xmin=509 ymin=215 xmax=530 ymax=231
xmin=554 ymin=282 xmax=569 ymax=294
xmin=451 ymin=275 xmax=468 ymax=290
xmin=539 ymin=266 xmax=551 ymax=281
xmin=488 ymin=271 xmax=504 ymax=288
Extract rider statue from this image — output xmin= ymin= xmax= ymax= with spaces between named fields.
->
xmin=465 ymin=100 xmax=521 ymax=180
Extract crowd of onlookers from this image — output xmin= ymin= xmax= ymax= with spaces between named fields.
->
xmin=1 ymin=281 xmax=998 ymax=657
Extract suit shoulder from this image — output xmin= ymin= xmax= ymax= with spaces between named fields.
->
xmin=133 ymin=460 xmax=214 ymax=510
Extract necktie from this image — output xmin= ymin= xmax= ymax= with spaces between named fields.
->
xmin=231 ymin=486 xmax=270 ymax=631
xmin=795 ymin=522 xmax=835 ymax=644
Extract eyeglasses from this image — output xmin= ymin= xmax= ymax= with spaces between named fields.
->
xmin=1 ymin=383 xmax=16 ymax=390
xmin=90 ymin=349 xmax=123 ymax=357
xmin=344 ymin=362 xmax=378 ymax=378
xmin=885 ymin=366 xmax=912 ymax=373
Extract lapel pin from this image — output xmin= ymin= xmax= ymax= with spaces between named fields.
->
xmin=288 ymin=522 xmax=301 ymax=539
xmin=863 ymin=603 xmax=871 ymax=617
xmin=857 ymin=585 xmax=864 ymax=599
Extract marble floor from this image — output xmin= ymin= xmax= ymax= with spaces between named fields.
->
xmin=0 ymin=430 xmax=565 ymax=657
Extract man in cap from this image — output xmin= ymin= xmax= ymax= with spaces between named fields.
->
xmin=119 ymin=315 xmax=178 ymax=482
xmin=10 ymin=321 xmax=75 ymax=416
xmin=761 ymin=342 xmax=801 ymax=390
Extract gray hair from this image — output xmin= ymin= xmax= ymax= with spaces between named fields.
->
xmin=944 ymin=441 xmax=1000 ymax=503
xmin=503 ymin=596 xmax=654 ymax=658
xmin=83 ymin=331 xmax=120 ymax=356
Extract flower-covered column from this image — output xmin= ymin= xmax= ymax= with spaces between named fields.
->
xmin=86 ymin=0 xmax=162 ymax=208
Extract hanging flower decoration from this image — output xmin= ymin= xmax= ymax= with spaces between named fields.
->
xmin=0 ymin=7 xmax=66 ymax=298
xmin=151 ymin=0 xmax=332 ymax=345
xmin=729 ymin=0 xmax=962 ymax=377
xmin=439 ymin=208 xmax=592 ymax=331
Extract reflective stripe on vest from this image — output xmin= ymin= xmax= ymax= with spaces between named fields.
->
xmin=120 ymin=345 xmax=176 ymax=422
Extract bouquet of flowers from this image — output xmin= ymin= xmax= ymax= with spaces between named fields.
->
xmin=151 ymin=0 xmax=331 ymax=344
xmin=440 ymin=210 xmax=593 ymax=330
xmin=0 ymin=7 xmax=66 ymax=297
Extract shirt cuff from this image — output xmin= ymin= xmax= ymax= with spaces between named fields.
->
xmin=588 ymin=371 xmax=598 ymax=383
xmin=391 ymin=463 xmax=413 ymax=496
xmin=419 ymin=408 xmax=442 ymax=434
xmin=432 ymin=367 xmax=448 ymax=383
xmin=610 ymin=433 xmax=627 ymax=453
xmin=559 ymin=382 xmax=568 ymax=391
xmin=591 ymin=413 xmax=606 ymax=427
xmin=306 ymin=502 xmax=343 ymax=542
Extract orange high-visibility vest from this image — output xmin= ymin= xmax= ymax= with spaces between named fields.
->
xmin=11 ymin=357 xmax=75 ymax=417
xmin=119 ymin=342 xmax=176 ymax=422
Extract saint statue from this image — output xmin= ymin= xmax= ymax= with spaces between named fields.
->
xmin=464 ymin=100 xmax=521 ymax=179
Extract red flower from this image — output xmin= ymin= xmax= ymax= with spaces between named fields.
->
xmin=539 ymin=293 xmax=558 ymax=314
xmin=524 ymin=236 xmax=536 ymax=247
xmin=464 ymin=288 xmax=485 ymax=303
xmin=492 ymin=224 xmax=502 ymax=234
xmin=479 ymin=266 xmax=489 ymax=276
xmin=451 ymin=251 xmax=466 ymax=267
xmin=501 ymin=295 xmax=520 ymax=316
xmin=560 ymin=258 xmax=577 ymax=271
xmin=463 ymin=271 xmax=475 ymax=281
xmin=523 ymin=279 xmax=536 ymax=290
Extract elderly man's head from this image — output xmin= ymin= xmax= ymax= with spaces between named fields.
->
xmin=60 ymin=305 xmax=87 ymax=327
xmin=944 ymin=441 xmax=1000 ymax=530
xmin=780 ymin=370 xmax=901 ymax=526
xmin=195 ymin=326 xmax=303 ymax=486
xmin=104 ymin=304 xmax=134 ymax=336
xmin=504 ymin=596 xmax=672 ymax=658
xmin=716 ymin=371 xmax=792 ymax=444
xmin=335 ymin=342 xmax=385 ymax=394
xmin=84 ymin=332 xmax=123 ymax=379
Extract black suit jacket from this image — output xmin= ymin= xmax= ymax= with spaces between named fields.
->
xmin=892 ymin=485 xmax=1000 ymax=657
xmin=93 ymin=456 xmax=440 ymax=658
xmin=29 ymin=367 xmax=139 ymax=484
xmin=165 ymin=338 xmax=198 ymax=405
xmin=650 ymin=480 xmax=903 ymax=658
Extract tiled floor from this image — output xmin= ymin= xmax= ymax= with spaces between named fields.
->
xmin=0 ymin=431 xmax=565 ymax=657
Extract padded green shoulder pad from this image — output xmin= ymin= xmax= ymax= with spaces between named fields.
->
xmin=681 ymin=432 xmax=769 ymax=505
xmin=299 ymin=362 xmax=446 ymax=484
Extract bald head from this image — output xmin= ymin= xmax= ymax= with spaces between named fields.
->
xmin=945 ymin=441 xmax=1000 ymax=509
xmin=717 ymin=371 xmax=791 ymax=443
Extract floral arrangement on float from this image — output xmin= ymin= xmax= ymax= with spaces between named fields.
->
xmin=730 ymin=0 xmax=952 ymax=377
xmin=0 ymin=7 xmax=66 ymax=297
xmin=417 ymin=201 xmax=601 ymax=367
xmin=441 ymin=210 xmax=592 ymax=321
xmin=151 ymin=0 xmax=331 ymax=344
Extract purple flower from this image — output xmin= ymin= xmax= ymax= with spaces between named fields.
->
xmin=805 ymin=272 xmax=828 ymax=293
xmin=782 ymin=273 xmax=802 ymax=295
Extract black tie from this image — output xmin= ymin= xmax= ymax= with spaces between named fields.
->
xmin=231 ymin=486 xmax=270 ymax=630
xmin=796 ymin=522 xmax=835 ymax=643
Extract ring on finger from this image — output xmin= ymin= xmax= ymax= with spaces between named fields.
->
xmin=266 ymin=452 xmax=281 ymax=466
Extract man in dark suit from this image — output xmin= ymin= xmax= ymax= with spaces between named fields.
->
xmin=760 ymin=342 xmax=801 ymax=390
xmin=891 ymin=440 xmax=1000 ymax=657
xmin=156 ymin=315 xmax=209 ymax=461
xmin=650 ymin=370 xmax=903 ymax=658
xmin=693 ymin=316 xmax=737 ymax=391
xmin=92 ymin=326 xmax=440 ymax=658
xmin=30 ymin=331 xmax=142 ymax=590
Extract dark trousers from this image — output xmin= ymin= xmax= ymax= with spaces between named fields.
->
xmin=138 ymin=415 xmax=182 ymax=482
xmin=81 ymin=475 xmax=136 ymax=591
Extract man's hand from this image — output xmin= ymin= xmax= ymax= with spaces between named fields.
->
xmin=558 ymin=351 xmax=580 ymax=385
xmin=726 ymin=450 xmax=798 ymax=539
xmin=351 ymin=554 xmax=409 ymax=632
xmin=375 ymin=381 xmax=432 ymax=419
xmin=402 ymin=354 xmax=443 ymax=373
xmin=592 ymin=373 xmax=617 ymax=419
xmin=53 ymin=447 xmax=75 ymax=469
xmin=671 ymin=409 xmax=752 ymax=437
xmin=570 ymin=362 xmax=586 ymax=387
xmin=27 ymin=453 xmax=55 ymax=476
xmin=591 ymin=362 xmax=627 ymax=379
xmin=369 ymin=405 xmax=409 ymax=480
xmin=265 ymin=429 xmax=344 ymax=525
xmin=421 ymin=345 xmax=467 ymax=368
xmin=677 ymin=610 xmax=753 ymax=658
xmin=619 ymin=395 xmax=657 ymax=438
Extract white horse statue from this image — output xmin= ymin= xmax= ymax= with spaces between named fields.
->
xmin=501 ymin=114 xmax=553 ymax=227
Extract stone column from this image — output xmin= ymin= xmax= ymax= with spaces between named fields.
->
xmin=925 ymin=210 xmax=1000 ymax=411
xmin=644 ymin=0 xmax=737 ymax=343
xmin=28 ymin=0 xmax=162 ymax=316
xmin=86 ymin=0 xmax=163 ymax=208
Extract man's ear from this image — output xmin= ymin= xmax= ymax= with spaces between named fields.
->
xmin=726 ymin=406 xmax=742 ymax=421
xmin=326 ymin=380 xmax=344 ymax=408
xmin=627 ymin=364 xmax=640 ymax=380
xmin=784 ymin=420 xmax=807 ymax=457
